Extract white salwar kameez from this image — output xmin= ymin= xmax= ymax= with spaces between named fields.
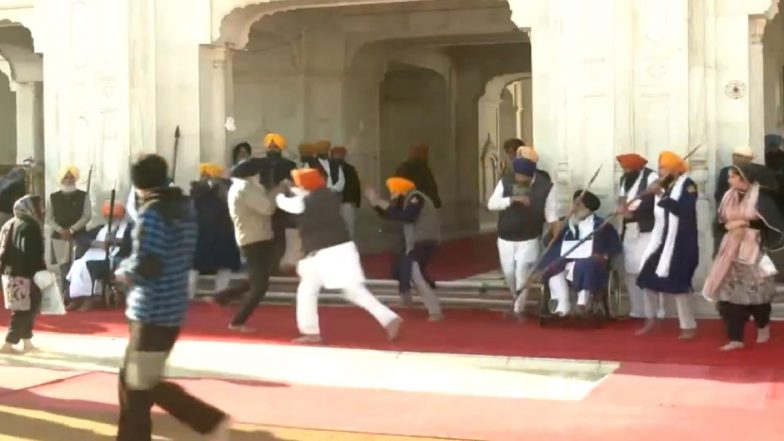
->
xmin=487 ymin=178 xmax=559 ymax=313
xmin=66 ymin=222 xmax=129 ymax=299
xmin=548 ymin=214 xmax=596 ymax=316
xmin=619 ymin=170 xmax=666 ymax=318
xmin=276 ymin=189 xmax=399 ymax=336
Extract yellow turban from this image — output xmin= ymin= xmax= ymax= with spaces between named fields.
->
xmin=386 ymin=177 xmax=416 ymax=196
xmin=199 ymin=163 xmax=225 ymax=179
xmin=516 ymin=146 xmax=539 ymax=163
xmin=263 ymin=133 xmax=287 ymax=150
xmin=658 ymin=151 xmax=688 ymax=173
xmin=58 ymin=165 xmax=80 ymax=183
xmin=315 ymin=140 xmax=331 ymax=155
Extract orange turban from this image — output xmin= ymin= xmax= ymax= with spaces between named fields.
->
xmin=292 ymin=168 xmax=326 ymax=191
xmin=659 ymin=151 xmax=688 ymax=173
xmin=199 ymin=163 xmax=225 ymax=178
xmin=386 ymin=177 xmax=416 ymax=196
xmin=102 ymin=201 xmax=126 ymax=219
xmin=616 ymin=153 xmax=648 ymax=171
xmin=516 ymin=146 xmax=539 ymax=163
xmin=315 ymin=140 xmax=331 ymax=154
xmin=264 ymin=133 xmax=287 ymax=150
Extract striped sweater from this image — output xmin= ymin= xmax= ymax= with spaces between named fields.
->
xmin=119 ymin=187 xmax=196 ymax=327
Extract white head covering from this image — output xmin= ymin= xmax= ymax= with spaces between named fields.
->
xmin=732 ymin=146 xmax=754 ymax=158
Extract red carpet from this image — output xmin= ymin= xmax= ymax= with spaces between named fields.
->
xmin=9 ymin=304 xmax=784 ymax=369
xmin=359 ymin=233 xmax=498 ymax=280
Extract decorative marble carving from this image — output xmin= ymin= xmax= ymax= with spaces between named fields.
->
xmin=724 ymin=81 xmax=747 ymax=99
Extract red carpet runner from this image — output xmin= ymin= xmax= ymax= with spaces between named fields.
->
xmin=11 ymin=304 xmax=784 ymax=368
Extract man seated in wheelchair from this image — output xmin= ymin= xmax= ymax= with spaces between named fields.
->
xmin=537 ymin=190 xmax=622 ymax=316
xmin=66 ymin=201 xmax=133 ymax=311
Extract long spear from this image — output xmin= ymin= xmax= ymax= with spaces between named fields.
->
xmin=100 ymin=181 xmax=117 ymax=303
xmin=526 ymin=144 xmax=704 ymax=289
xmin=170 ymin=126 xmax=181 ymax=182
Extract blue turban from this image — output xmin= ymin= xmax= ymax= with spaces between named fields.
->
xmin=513 ymin=157 xmax=537 ymax=177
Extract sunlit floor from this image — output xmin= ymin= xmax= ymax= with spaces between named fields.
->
xmin=0 ymin=404 xmax=443 ymax=440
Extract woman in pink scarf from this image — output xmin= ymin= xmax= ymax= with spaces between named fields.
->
xmin=702 ymin=163 xmax=784 ymax=351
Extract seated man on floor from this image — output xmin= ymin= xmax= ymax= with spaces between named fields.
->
xmin=66 ymin=201 xmax=133 ymax=311
xmin=537 ymin=190 xmax=622 ymax=316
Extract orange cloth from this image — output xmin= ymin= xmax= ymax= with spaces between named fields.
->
xmin=516 ymin=146 xmax=539 ymax=162
xmin=315 ymin=140 xmax=332 ymax=154
xmin=659 ymin=151 xmax=688 ymax=173
xmin=616 ymin=153 xmax=648 ymax=171
xmin=102 ymin=201 xmax=126 ymax=219
xmin=292 ymin=168 xmax=326 ymax=191
xmin=263 ymin=133 xmax=287 ymax=150
xmin=199 ymin=163 xmax=225 ymax=178
xmin=386 ymin=177 xmax=416 ymax=196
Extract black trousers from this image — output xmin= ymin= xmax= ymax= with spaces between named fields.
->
xmin=216 ymin=240 xmax=273 ymax=326
xmin=717 ymin=301 xmax=771 ymax=342
xmin=6 ymin=287 xmax=41 ymax=344
xmin=117 ymin=321 xmax=225 ymax=441
xmin=398 ymin=241 xmax=439 ymax=294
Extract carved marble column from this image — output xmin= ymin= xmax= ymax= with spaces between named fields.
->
xmin=749 ymin=16 xmax=767 ymax=156
xmin=200 ymin=45 xmax=234 ymax=165
xmin=15 ymin=81 xmax=44 ymax=193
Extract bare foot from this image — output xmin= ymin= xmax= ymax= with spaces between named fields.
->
xmin=0 ymin=344 xmax=19 ymax=355
xmin=635 ymin=319 xmax=656 ymax=336
xmin=227 ymin=325 xmax=256 ymax=333
xmin=757 ymin=326 xmax=770 ymax=344
xmin=292 ymin=334 xmax=323 ymax=344
xmin=385 ymin=317 xmax=403 ymax=341
xmin=502 ymin=310 xmax=523 ymax=321
xmin=679 ymin=328 xmax=697 ymax=340
xmin=719 ymin=341 xmax=744 ymax=351
xmin=21 ymin=340 xmax=38 ymax=353
xmin=428 ymin=313 xmax=444 ymax=322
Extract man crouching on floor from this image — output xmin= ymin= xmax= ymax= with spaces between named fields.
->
xmin=275 ymin=168 xmax=402 ymax=344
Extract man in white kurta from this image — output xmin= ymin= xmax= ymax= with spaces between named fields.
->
xmin=275 ymin=168 xmax=401 ymax=344
xmin=66 ymin=202 xmax=131 ymax=310
xmin=487 ymin=157 xmax=558 ymax=319
xmin=616 ymin=153 xmax=666 ymax=319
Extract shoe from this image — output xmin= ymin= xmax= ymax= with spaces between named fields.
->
xmin=679 ymin=328 xmax=697 ymax=340
xmin=292 ymin=334 xmax=323 ymax=344
xmin=427 ymin=313 xmax=444 ymax=322
xmin=757 ymin=326 xmax=771 ymax=344
xmin=719 ymin=341 xmax=744 ymax=351
xmin=385 ymin=317 xmax=403 ymax=341
xmin=635 ymin=319 xmax=656 ymax=336
xmin=206 ymin=416 xmax=232 ymax=441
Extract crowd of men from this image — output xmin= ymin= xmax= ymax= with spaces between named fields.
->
xmin=2 ymin=133 xmax=784 ymax=344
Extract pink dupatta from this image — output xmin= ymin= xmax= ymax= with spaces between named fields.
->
xmin=702 ymin=183 xmax=761 ymax=301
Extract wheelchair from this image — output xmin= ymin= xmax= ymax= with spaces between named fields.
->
xmin=537 ymin=258 xmax=624 ymax=328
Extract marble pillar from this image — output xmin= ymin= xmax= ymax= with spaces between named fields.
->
xmin=749 ymin=16 xmax=768 ymax=156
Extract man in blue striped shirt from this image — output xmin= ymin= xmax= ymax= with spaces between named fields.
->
xmin=115 ymin=154 xmax=230 ymax=441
